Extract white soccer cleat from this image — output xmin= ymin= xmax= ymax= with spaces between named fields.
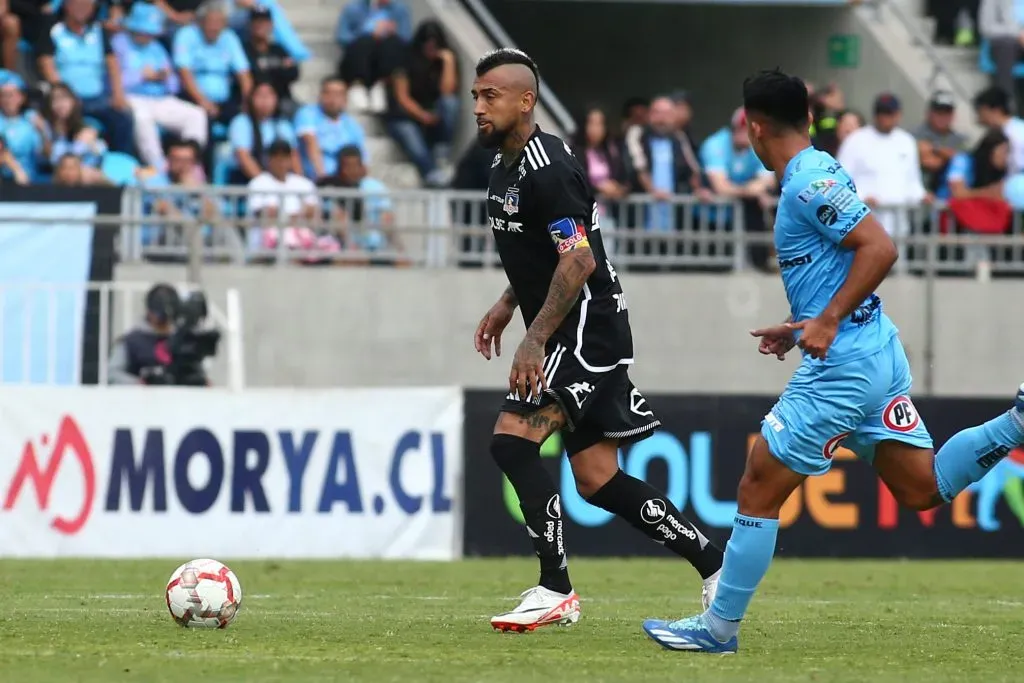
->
xmin=491 ymin=586 xmax=581 ymax=633
xmin=701 ymin=570 xmax=721 ymax=611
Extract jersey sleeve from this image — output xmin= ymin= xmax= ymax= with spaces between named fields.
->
xmin=946 ymin=151 xmax=971 ymax=184
xmin=530 ymin=159 xmax=593 ymax=254
xmin=789 ymin=169 xmax=871 ymax=244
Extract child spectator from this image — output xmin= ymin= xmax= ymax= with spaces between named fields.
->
xmin=113 ymin=1 xmax=208 ymax=170
xmin=384 ymin=19 xmax=458 ymax=187
xmin=227 ymin=79 xmax=299 ymax=183
xmin=295 ymin=75 xmax=365 ymax=180
xmin=317 ymin=144 xmax=398 ymax=253
xmin=40 ymin=82 xmax=109 ymax=184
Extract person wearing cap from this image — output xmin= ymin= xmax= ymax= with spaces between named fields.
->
xmin=837 ymin=92 xmax=929 ymax=246
xmin=0 ymin=69 xmax=44 ymax=181
xmin=244 ymin=5 xmax=299 ymax=118
xmin=36 ymin=0 xmax=134 ymax=155
xmin=113 ymin=1 xmax=208 ymax=170
xmin=914 ymin=91 xmax=967 ymax=194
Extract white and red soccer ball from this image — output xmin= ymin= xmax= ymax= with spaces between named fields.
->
xmin=165 ymin=558 xmax=243 ymax=628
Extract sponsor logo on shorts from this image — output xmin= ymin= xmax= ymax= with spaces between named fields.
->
xmin=764 ymin=411 xmax=786 ymax=432
xmin=640 ymin=498 xmax=666 ymax=524
xmin=823 ymin=432 xmax=852 ymax=460
xmin=546 ymin=494 xmax=561 ymax=519
xmin=882 ymin=396 xmax=920 ymax=433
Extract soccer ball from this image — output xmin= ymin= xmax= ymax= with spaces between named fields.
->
xmin=165 ymin=558 xmax=243 ymax=629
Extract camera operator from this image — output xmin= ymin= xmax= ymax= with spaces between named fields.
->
xmin=107 ymin=283 xmax=220 ymax=386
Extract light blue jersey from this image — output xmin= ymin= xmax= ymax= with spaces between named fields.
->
xmin=775 ymin=146 xmax=897 ymax=366
xmin=762 ymin=146 xmax=932 ymax=476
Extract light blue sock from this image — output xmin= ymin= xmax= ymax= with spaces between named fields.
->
xmin=933 ymin=410 xmax=1024 ymax=502
xmin=702 ymin=514 xmax=779 ymax=642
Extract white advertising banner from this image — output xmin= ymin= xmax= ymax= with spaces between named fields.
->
xmin=0 ymin=387 xmax=463 ymax=559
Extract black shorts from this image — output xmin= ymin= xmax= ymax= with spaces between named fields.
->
xmin=500 ymin=341 xmax=661 ymax=455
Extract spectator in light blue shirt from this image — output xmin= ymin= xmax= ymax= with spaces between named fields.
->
xmin=173 ymin=0 xmax=252 ymax=129
xmin=227 ymin=79 xmax=300 ymax=184
xmin=36 ymin=0 xmax=134 ymax=154
xmin=113 ymin=2 xmax=208 ymax=171
xmin=0 ymin=71 xmax=44 ymax=181
xmin=316 ymin=144 xmax=398 ymax=253
xmin=295 ymin=76 xmax=367 ymax=179
xmin=335 ymin=0 xmax=410 ymax=113
xmin=699 ymin=107 xmax=777 ymax=270
xmin=113 ymin=1 xmax=207 ymax=171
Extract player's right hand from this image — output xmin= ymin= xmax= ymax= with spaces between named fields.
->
xmin=750 ymin=325 xmax=795 ymax=361
xmin=474 ymin=301 xmax=515 ymax=360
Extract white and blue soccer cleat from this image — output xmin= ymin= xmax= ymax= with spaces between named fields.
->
xmin=642 ymin=615 xmax=738 ymax=654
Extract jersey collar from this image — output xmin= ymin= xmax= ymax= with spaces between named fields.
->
xmin=783 ymin=145 xmax=815 ymax=185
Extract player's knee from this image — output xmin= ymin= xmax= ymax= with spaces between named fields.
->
xmin=1 ymin=14 xmax=19 ymax=35
xmin=891 ymin=482 xmax=943 ymax=511
xmin=490 ymin=432 xmax=540 ymax=474
xmin=571 ymin=462 xmax=617 ymax=499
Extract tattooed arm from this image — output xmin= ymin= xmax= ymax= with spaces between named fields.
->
xmin=523 ymin=247 xmax=596 ymax=348
xmin=500 ymin=284 xmax=518 ymax=308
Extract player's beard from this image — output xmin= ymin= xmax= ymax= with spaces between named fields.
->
xmin=476 ymin=122 xmax=509 ymax=149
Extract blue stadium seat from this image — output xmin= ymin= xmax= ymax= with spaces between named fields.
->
xmin=979 ymin=40 xmax=1024 ymax=77
xmin=101 ymin=152 xmax=141 ymax=186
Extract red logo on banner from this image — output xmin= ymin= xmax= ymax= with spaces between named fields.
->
xmin=3 ymin=416 xmax=95 ymax=534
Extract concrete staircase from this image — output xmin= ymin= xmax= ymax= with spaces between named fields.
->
xmin=283 ymin=0 xmax=421 ymax=190
xmin=856 ymin=0 xmax=987 ymax=139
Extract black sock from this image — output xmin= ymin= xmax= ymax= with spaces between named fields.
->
xmin=588 ymin=469 xmax=723 ymax=579
xmin=491 ymin=434 xmax=572 ymax=594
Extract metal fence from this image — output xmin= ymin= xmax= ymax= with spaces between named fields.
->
xmin=103 ymin=186 xmax=1024 ymax=277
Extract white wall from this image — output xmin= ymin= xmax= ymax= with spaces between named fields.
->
xmin=117 ymin=264 xmax=1022 ymax=398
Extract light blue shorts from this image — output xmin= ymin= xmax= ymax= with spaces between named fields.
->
xmin=760 ymin=335 xmax=934 ymax=476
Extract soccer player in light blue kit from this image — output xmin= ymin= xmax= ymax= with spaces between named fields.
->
xmin=642 ymin=69 xmax=1024 ymax=654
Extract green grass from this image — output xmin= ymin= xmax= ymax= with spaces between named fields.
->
xmin=0 ymin=559 xmax=1021 ymax=682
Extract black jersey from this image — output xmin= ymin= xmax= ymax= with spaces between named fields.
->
xmin=487 ymin=128 xmax=634 ymax=372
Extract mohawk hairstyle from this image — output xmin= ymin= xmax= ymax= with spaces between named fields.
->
xmin=742 ymin=69 xmax=809 ymax=131
xmin=475 ymin=47 xmax=540 ymax=91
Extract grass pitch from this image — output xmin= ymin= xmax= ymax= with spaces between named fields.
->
xmin=0 ymin=558 xmax=1021 ymax=682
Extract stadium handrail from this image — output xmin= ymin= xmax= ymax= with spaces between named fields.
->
xmin=869 ymin=0 xmax=974 ymax=105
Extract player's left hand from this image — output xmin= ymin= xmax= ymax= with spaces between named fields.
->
xmin=786 ymin=315 xmax=839 ymax=361
xmin=510 ymin=337 xmax=547 ymax=402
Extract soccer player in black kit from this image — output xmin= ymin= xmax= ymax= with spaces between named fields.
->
xmin=471 ymin=48 xmax=724 ymax=633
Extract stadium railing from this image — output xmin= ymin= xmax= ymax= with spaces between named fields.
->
xmin=8 ymin=186 xmax=1024 ymax=277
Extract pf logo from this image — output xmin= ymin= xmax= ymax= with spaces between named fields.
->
xmin=823 ymin=432 xmax=851 ymax=460
xmin=883 ymin=396 xmax=921 ymax=433
xmin=2 ymin=416 xmax=95 ymax=535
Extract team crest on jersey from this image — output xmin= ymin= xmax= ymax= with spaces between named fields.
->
xmin=503 ymin=187 xmax=520 ymax=215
